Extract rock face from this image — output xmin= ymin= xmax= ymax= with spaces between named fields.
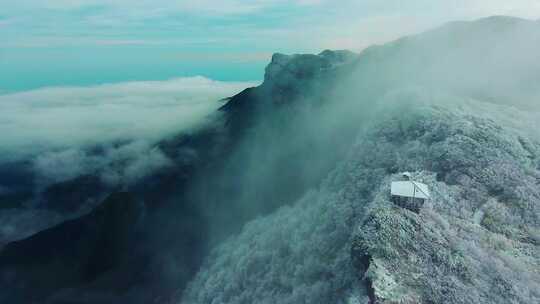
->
xmin=263 ymin=50 xmax=356 ymax=102
xmin=0 ymin=49 xmax=360 ymax=303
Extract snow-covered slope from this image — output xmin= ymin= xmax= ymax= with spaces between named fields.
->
xmin=183 ymin=96 xmax=540 ymax=304
xmin=182 ymin=17 xmax=540 ymax=304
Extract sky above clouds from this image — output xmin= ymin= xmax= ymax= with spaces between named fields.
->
xmin=1 ymin=0 xmax=540 ymax=91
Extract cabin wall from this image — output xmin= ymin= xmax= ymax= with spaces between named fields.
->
xmin=391 ymin=195 xmax=425 ymax=213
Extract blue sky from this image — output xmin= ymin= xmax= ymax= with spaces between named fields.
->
xmin=2 ymin=0 xmax=540 ymax=92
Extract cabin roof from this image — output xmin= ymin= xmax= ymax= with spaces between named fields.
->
xmin=391 ymin=181 xmax=430 ymax=199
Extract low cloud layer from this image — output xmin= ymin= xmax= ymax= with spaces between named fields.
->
xmin=0 ymin=76 xmax=255 ymax=160
xmin=32 ymin=140 xmax=173 ymax=187
xmin=0 ymin=77 xmax=254 ymax=191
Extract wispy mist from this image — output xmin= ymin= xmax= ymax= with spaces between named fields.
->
xmin=0 ymin=76 xmax=255 ymax=189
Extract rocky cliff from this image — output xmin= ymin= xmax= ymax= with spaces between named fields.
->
xmin=0 ymin=48 xmax=360 ymax=303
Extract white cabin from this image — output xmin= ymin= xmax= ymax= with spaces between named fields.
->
xmin=391 ymin=181 xmax=430 ymax=200
xmin=390 ymin=173 xmax=430 ymax=213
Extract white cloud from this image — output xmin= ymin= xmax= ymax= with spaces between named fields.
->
xmin=33 ymin=140 xmax=174 ymax=187
xmin=0 ymin=76 xmax=256 ymax=188
xmin=0 ymin=76 xmax=257 ymax=160
xmin=287 ymin=0 xmax=540 ymax=52
xmin=4 ymin=0 xmax=540 ymax=51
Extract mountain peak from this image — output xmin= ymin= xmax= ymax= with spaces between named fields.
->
xmin=264 ymin=50 xmax=357 ymax=84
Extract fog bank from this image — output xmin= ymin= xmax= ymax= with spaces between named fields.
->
xmin=0 ymin=77 xmax=256 ymax=161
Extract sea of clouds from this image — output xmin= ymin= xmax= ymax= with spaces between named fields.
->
xmin=0 ymin=76 xmax=256 ymax=160
xmin=0 ymin=76 xmax=256 ymax=186
xmin=0 ymin=76 xmax=255 ymax=245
